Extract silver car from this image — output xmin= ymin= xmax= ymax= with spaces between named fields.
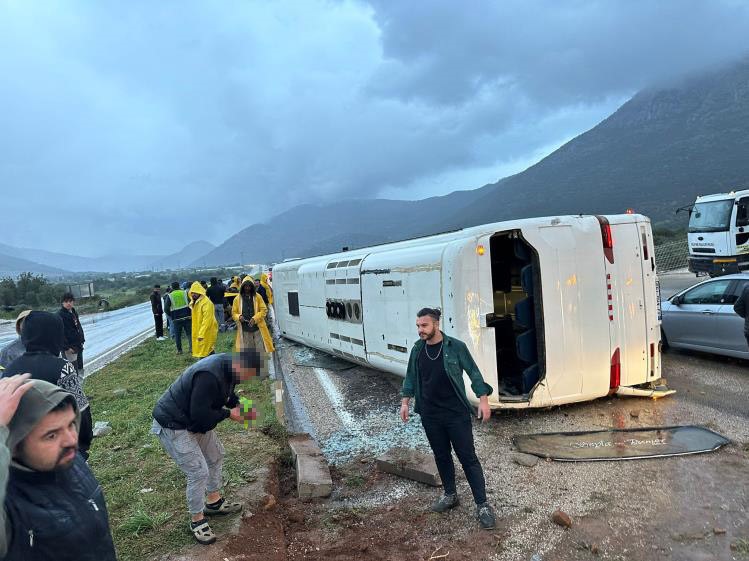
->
xmin=661 ymin=273 xmax=749 ymax=359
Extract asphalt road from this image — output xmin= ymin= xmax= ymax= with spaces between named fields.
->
xmin=658 ymin=270 xmax=702 ymax=299
xmin=0 ymin=302 xmax=153 ymax=367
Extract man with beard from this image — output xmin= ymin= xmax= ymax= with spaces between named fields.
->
xmin=399 ymin=308 xmax=496 ymax=530
xmin=0 ymin=375 xmax=116 ymax=560
xmin=2 ymin=311 xmax=93 ymax=459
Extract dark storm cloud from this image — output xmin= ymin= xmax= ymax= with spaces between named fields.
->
xmin=1 ymin=0 xmax=748 ymax=256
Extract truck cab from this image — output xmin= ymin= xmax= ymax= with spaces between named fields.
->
xmin=688 ymin=189 xmax=749 ymax=276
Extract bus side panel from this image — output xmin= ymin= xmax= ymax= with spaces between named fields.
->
xmin=360 ymin=244 xmax=443 ymax=376
xmin=442 ymin=237 xmax=499 ymax=406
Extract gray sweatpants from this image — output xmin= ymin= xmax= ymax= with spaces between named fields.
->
xmin=152 ymin=421 xmax=225 ymax=515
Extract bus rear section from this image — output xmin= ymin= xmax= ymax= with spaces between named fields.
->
xmin=600 ymin=215 xmax=662 ymax=393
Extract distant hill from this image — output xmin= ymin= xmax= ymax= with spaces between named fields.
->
xmin=0 ymin=241 xmax=214 ymax=274
xmin=150 ymin=241 xmax=215 ymax=270
xmin=0 ymin=251 xmax=70 ymax=277
xmin=444 ymin=58 xmax=749 ymax=231
xmin=193 ymin=189 xmax=488 ymax=266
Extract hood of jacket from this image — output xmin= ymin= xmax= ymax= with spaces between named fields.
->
xmin=239 ymin=279 xmax=256 ymax=297
xmin=260 ymin=273 xmax=270 ymax=285
xmin=189 ymin=281 xmax=207 ymax=298
xmin=8 ymin=380 xmax=80 ymax=465
xmin=21 ymin=311 xmax=64 ymax=355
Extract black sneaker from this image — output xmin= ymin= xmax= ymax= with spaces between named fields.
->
xmin=431 ymin=493 xmax=459 ymax=513
xmin=476 ymin=502 xmax=496 ymax=530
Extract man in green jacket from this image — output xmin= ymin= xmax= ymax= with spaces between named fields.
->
xmin=400 ymin=307 xmax=496 ymax=530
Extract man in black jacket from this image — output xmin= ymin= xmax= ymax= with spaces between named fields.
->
xmin=150 ymin=285 xmax=165 ymax=340
xmin=58 ymin=293 xmax=85 ymax=374
xmin=0 ymin=375 xmax=116 ymax=560
xmin=3 ymin=311 xmax=93 ymax=458
xmin=206 ymin=278 xmax=226 ymax=331
xmin=151 ymin=349 xmax=262 ymax=545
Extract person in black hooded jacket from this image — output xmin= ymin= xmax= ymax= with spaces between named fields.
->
xmin=58 ymin=292 xmax=85 ymax=374
xmin=2 ymin=311 xmax=93 ymax=458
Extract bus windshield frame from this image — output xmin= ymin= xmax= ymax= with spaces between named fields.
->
xmin=688 ymin=200 xmax=734 ymax=233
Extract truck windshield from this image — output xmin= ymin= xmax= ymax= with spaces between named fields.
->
xmin=688 ymin=200 xmax=733 ymax=233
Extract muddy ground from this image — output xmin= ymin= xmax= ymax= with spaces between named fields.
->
xmin=163 ymin=342 xmax=748 ymax=561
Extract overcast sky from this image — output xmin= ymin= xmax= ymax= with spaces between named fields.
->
xmin=2 ymin=1 xmax=749 ymax=257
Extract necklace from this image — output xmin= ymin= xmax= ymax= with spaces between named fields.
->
xmin=424 ymin=341 xmax=443 ymax=361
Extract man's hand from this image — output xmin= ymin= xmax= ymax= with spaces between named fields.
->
xmin=477 ymin=395 xmax=491 ymax=423
xmin=0 ymin=374 xmax=33 ymax=427
xmin=399 ymin=398 xmax=410 ymax=422
xmin=229 ymin=406 xmax=257 ymax=423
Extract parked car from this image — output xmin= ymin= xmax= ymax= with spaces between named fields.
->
xmin=661 ymin=273 xmax=749 ymax=359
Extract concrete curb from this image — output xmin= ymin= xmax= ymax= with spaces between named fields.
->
xmin=272 ymin=342 xmax=316 ymax=438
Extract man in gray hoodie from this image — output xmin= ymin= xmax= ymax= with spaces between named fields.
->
xmin=0 ymin=375 xmax=116 ymax=560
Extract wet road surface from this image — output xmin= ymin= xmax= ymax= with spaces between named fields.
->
xmin=0 ymin=302 xmax=153 ymax=367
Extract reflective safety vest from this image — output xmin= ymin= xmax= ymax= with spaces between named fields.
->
xmin=169 ymin=290 xmax=191 ymax=321
xmin=170 ymin=290 xmax=189 ymax=310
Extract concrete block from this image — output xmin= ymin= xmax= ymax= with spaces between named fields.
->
xmin=288 ymin=433 xmax=332 ymax=499
xmin=376 ymin=447 xmax=442 ymax=487
xmin=288 ymin=433 xmax=323 ymax=462
xmin=296 ymin=453 xmax=333 ymax=499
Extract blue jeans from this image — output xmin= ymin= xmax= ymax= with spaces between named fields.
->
xmin=171 ymin=318 xmax=192 ymax=353
xmin=214 ymin=303 xmax=224 ymax=328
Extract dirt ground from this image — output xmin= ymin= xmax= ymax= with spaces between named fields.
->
xmin=161 ymin=344 xmax=749 ymax=561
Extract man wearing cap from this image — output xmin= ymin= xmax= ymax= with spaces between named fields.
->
xmin=151 ymin=350 xmax=263 ymax=545
xmin=150 ymin=285 xmax=166 ymax=340
xmin=0 ymin=311 xmax=31 ymax=370
xmin=0 ymin=374 xmax=116 ymax=560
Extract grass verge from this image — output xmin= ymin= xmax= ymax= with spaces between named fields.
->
xmin=85 ymin=331 xmax=283 ymax=561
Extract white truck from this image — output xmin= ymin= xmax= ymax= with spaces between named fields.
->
xmin=687 ymin=189 xmax=749 ymax=276
xmin=272 ymin=214 xmax=671 ymax=410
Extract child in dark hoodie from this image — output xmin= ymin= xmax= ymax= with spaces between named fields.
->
xmin=1 ymin=311 xmax=93 ymax=458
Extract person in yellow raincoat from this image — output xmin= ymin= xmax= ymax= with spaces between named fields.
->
xmin=189 ymin=281 xmax=218 ymax=358
xmin=260 ymin=273 xmax=273 ymax=306
xmin=231 ymin=279 xmax=275 ymax=354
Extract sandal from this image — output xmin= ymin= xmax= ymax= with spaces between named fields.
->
xmin=190 ymin=518 xmax=216 ymax=545
xmin=204 ymin=497 xmax=243 ymax=516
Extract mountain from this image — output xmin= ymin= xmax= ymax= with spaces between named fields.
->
xmin=0 ymin=242 xmax=158 ymax=273
xmin=445 ymin=58 xmax=749 ymax=231
xmin=149 ymin=241 xmax=215 ymax=270
xmin=0 ymin=241 xmax=214 ymax=273
xmin=193 ymin=188 xmax=488 ymax=266
xmin=201 ymin=58 xmax=749 ymax=265
xmin=0 ymin=251 xmax=70 ymax=277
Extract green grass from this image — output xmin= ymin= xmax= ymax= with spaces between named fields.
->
xmin=85 ymin=331 xmax=282 ymax=561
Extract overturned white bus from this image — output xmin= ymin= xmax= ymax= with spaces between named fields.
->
xmin=272 ymin=214 xmax=672 ymax=409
